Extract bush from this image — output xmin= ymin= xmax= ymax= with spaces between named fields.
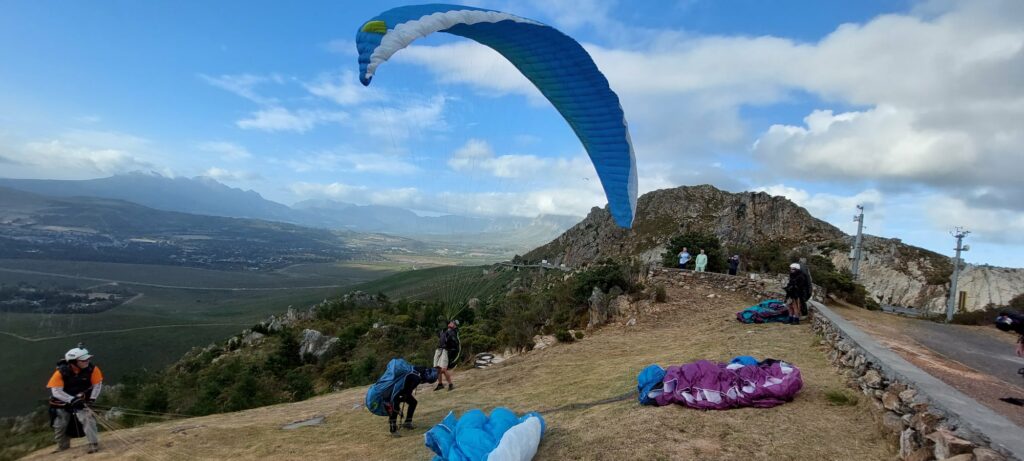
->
xmin=952 ymin=303 xmax=1005 ymax=325
xmin=824 ymin=389 xmax=858 ymax=406
xmin=661 ymin=232 xmax=726 ymax=272
xmin=571 ymin=262 xmax=632 ymax=303
xmin=555 ymin=329 xmax=574 ymax=343
xmin=573 ymin=331 xmax=585 ymax=340
xmin=653 ymin=284 xmax=667 ymax=303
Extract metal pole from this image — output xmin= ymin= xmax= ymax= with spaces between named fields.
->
xmin=945 ymin=229 xmax=969 ymax=323
xmin=851 ymin=205 xmax=865 ymax=279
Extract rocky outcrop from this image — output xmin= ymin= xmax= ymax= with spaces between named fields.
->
xmin=298 ymin=329 xmax=340 ymax=363
xmin=832 ymin=236 xmax=1024 ymax=313
xmin=525 ymin=185 xmax=845 ymax=267
xmin=524 ymin=184 xmax=1024 ymax=313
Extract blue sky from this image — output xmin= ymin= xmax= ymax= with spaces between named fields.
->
xmin=1 ymin=0 xmax=1022 ymax=268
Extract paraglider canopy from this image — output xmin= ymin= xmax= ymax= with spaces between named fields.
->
xmin=355 ymin=4 xmax=638 ymax=228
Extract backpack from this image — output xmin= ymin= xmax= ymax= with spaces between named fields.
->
xmin=365 ymin=358 xmax=417 ymax=417
xmin=636 ymin=364 xmax=666 ymax=405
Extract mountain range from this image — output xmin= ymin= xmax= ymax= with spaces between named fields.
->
xmin=0 ymin=173 xmax=578 ymax=251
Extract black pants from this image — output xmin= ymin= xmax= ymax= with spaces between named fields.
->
xmin=388 ymin=394 xmax=417 ymax=432
xmin=800 ymin=298 xmax=809 ymax=316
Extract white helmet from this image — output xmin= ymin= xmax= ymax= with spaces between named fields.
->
xmin=65 ymin=347 xmax=92 ymax=362
xmin=789 ymin=263 xmax=801 ymax=270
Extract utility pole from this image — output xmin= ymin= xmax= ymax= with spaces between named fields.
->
xmin=850 ymin=205 xmax=865 ymax=279
xmin=945 ymin=228 xmax=970 ymax=323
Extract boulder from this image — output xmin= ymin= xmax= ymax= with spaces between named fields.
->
xmin=298 ymin=329 xmax=340 ymax=362
xmin=899 ymin=389 xmax=918 ymax=404
xmin=925 ymin=429 xmax=974 ymax=459
xmin=900 ymin=428 xmax=920 ymax=459
xmin=532 ymin=334 xmax=557 ymax=351
xmin=882 ymin=391 xmax=902 ymax=411
xmin=862 ymin=369 xmax=884 ymax=388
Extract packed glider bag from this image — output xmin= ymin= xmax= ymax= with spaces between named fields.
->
xmin=638 ymin=357 xmax=803 ymax=410
xmin=355 ymin=3 xmax=638 ymax=228
xmin=424 ymin=407 xmax=546 ymax=461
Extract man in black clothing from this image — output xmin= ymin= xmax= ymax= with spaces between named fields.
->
xmin=727 ymin=255 xmax=740 ymax=276
xmin=433 ymin=320 xmax=460 ymax=391
xmin=388 ymin=366 xmax=436 ymax=436
xmin=785 ymin=263 xmax=810 ymax=325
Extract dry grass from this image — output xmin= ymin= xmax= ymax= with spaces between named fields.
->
xmin=27 ymin=283 xmax=894 ymax=460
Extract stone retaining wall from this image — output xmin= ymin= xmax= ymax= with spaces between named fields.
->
xmin=811 ymin=301 xmax=1021 ymax=461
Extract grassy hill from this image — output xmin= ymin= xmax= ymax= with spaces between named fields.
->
xmin=22 ymin=280 xmax=892 ymax=460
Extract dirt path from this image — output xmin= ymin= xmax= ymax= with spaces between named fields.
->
xmin=830 ymin=303 xmax=1024 ymax=428
xmin=25 ymin=281 xmax=895 ymax=460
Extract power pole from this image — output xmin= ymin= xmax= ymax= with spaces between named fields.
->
xmin=945 ymin=228 xmax=970 ymax=322
xmin=850 ymin=205 xmax=865 ymax=279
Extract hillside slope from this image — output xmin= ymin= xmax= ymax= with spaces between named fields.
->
xmin=26 ymin=279 xmax=892 ymax=460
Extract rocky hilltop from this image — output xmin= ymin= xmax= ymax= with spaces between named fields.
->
xmin=526 ymin=185 xmax=1024 ymax=313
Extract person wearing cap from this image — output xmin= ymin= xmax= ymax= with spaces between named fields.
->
xmin=433 ymin=320 xmax=460 ymax=391
xmin=784 ymin=263 xmax=810 ymax=325
xmin=47 ymin=345 xmax=103 ymax=453
xmin=727 ymin=255 xmax=740 ymax=276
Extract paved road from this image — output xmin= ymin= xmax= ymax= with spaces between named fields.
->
xmin=901 ymin=319 xmax=1024 ymax=387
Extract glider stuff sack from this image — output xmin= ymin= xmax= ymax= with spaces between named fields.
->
xmin=424 ymin=407 xmax=546 ymax=461
xmin=365 ymin=358 xmax=416 ymax=416
xmin=638 ymin=358 xmax=803 ymax=410
xmin=736 ymin=300 xmax=789 ymax=324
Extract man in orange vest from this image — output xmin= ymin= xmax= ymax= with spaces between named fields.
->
xmin=47 ymin=345 xmax=103 ymax=453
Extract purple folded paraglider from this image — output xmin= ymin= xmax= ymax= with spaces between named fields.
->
xmin=645 ymin=360 xmax=803 ymax=410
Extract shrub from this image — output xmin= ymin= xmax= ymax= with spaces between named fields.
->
xmin=653 ymin=284 xmax=667 ymax=303
xmin=573 ymin=331 xmax=585 ymax=340
xmin=555 ymin=329 xmax=574 ymax=343
xmin=824 ymin=389 xmax=858 ymax=406
xmin=661 ymin=232 xmax=726 ymax=272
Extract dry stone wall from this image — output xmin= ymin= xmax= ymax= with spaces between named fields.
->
xmin=812 ymin=303 xmax=1020 ymax=460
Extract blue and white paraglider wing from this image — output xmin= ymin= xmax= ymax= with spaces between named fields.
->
xmin=356 ymin=4 xmax=637 ymax=228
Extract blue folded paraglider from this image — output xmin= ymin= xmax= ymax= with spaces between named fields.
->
xmin=355 ymin=4 xmax=638 ymax=228
xmin=424 ymin=407 xmax=546 ymax=461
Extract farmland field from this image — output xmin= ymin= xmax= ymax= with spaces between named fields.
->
xmin=0 ymin=258 xmax=400 ymax=416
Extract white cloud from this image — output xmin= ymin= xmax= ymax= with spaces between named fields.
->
xmin=355 ymin=95 xmax=448 ymax=141
xmin=286 ymin=151 xmax=418 ymax=175
xmin=203 ymin=167 xmax=263 ymax=182
xmin=198 ymin=141 xmax=251 ymax=161
xmin=0 ymin=130 xmax=155 ymax=179
xmin=323 ymin=39 xmax=358 ymax=57
xmin=925 ymin=195 xmax=1024 ymax=245
xmin=289 ymin=180 xmax=604 ymax=219
xmin=447 ymin=139 xmax=595 ymax=180
xmin=304 ymin=70 xmax=385 ymax=106
xmin=236 ymin=107 xmax=348 ymax=133
xmin=200 ymin=73 xmax=284 ymax=105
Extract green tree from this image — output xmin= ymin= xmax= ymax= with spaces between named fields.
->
xmin=662 ymin=232 xmax=726 ymax=272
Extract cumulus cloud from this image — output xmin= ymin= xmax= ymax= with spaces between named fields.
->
xmin=237 ymin=107 xmax=348 ymax=133
xmin=198 ymin=141 xmax=252 ymax=161
xmin=753 ymin=184 xmax=885 ymax=235
xmin=925 ymin=195 xmax=1024 ymax=245
xmin=0 ymin=130 xmax=155 ymax=178
xmin=200 ymin=73 xmax=284 ymax=105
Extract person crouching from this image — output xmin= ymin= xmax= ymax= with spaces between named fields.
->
xmin=388 ymin=366 xmax=437 ymax=436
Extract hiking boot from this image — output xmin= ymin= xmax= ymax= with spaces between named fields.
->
xmin=434 ymin=383 xmax=444 ymax=391
xmin=87 ymin=444 xmax=100 ymax=454
xmin=447 ymin=383 xmax=454 ymax=391
xmin=402 ymin=421 xmax=415 ymax=430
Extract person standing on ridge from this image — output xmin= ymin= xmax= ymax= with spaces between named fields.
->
xmin=784 ymin=263 xmax=810 ymax=325
xmin=47 ymin=345 xmax=103 ymax=453
xmin=728 ymin=255 xmax=740 ymax=276
xmin=798 ymin=257 xmax=813 ymax=317
xmin=695 ymin=249 xmax=708 ymax=273
xmin=433 ymin=320 xmax=460 ymax=391
xmin=677 ymin=247 xmax=690 ymax=270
